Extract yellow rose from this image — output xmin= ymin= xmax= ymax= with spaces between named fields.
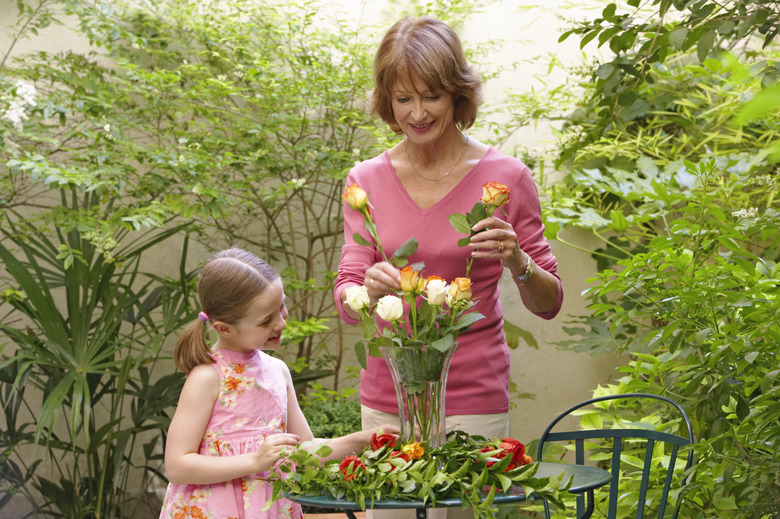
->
xmin=481 ymin=181 xmax=510 ymax=209
xmin=402 ymin=442 xmax=425 ymax=460
xmin=342 ymin=184 xmax=368 ymax=210
xmin=447 ymin=277 xmax=473 ymax=303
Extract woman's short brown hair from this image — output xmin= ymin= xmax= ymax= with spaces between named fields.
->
xmin=371 ymin=16 xmax=483 ymax=134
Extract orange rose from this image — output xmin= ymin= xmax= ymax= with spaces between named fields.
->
xmin=401 ymin=442 xmax=425 ymax=460
xmin=481 ymin=181 xmax=510 ymax=209
xmin=447 ymin=277 xmax=472 ymax=303
xmin=342 ymin=184 xmax=368 ymax=210
xmin=400 ymin=266 xmax=424 ymax=293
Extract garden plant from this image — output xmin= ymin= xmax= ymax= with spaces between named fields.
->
xmin=1 ymin=0 xmax=779 ymax=518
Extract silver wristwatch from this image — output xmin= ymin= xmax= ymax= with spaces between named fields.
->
xmin=512 ymin=255 xmax=535 ymax=284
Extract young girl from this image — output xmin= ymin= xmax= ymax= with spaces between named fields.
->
xmin=160 ymin=247 xmax=397 ymax=519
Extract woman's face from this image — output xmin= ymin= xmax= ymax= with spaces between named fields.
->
xmin=391 ymin=73 xmax=456 ymax=147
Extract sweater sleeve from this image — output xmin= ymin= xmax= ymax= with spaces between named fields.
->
xmin=509 ymin=163 xmax=564 ymax=320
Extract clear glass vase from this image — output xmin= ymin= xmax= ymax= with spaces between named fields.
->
xmin=378 ymin=343 xmax=457 ymax=449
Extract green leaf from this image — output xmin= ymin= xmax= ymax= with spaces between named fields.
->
xmin=352 ymin=232 xmax=373 ymax=247
xmin=392 ymin=237 xmax=418 ymax=267
xmin=596 ymin=63 xmax=616 ymax=79
xmin=502 ymin=319 xmax=539 ymax=350
xmin=354 ymin=341 xmax=367 ymax=370
xmin=448 ymin=213 xmax=471 ymax=234
xmin=668 ymin=27 xmax=688 ymax=50
xmin=696 ymin=29 xmax=716 ymax=62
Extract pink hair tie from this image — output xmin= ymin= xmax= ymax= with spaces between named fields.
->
xmin=197 ymin=311 xmax=209 ymax=322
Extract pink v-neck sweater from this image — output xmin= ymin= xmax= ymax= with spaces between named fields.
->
xmin=335 ymin=148 xmax=563 ymax=415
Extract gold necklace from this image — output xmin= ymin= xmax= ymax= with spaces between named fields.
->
xmin=404 ymin=133 xmax=469 ymax=182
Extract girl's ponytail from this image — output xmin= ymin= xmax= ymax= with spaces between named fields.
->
xmin=172 ymin=247 xmax=278 ymax=373
xmin=173 ymin=318 xmax=214 ymax=372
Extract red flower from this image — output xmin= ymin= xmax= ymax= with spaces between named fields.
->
xmin=498 ymin=437 xmax=526 ymax=465
xmin=339 ymin=455 xmax=365 ymax=481
xmin=482 ymin=438 xmax=531 ymax=471
xmin=387 ymin=450 xmax=410 ymax=471
xmin=370 ymin=432 xmax=397 ymax=451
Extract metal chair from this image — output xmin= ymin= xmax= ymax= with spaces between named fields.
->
xmin=536 ymin=392 xmax=694 ymax=519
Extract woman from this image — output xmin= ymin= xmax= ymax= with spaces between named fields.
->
xmin=334 ymin=15 xmax=563 ymax=517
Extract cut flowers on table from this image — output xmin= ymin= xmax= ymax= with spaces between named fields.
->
xmin=267 ymin=431 xmax=569 ymax=519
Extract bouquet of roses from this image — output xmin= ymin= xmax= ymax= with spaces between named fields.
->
xmin=340 ymin=184 xmax=485 ymax=366
xmin=267 ymin=431 xmax=569 ymax=519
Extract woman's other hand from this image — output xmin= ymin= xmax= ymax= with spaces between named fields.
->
xmin=364 ymin=261 xmax=401 ymax=301
xmin=468 ymin=215 xmax=528 ymax=277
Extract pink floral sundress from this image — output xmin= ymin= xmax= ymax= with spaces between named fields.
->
xmin=160 ymin=348 xmax=303 ymax=519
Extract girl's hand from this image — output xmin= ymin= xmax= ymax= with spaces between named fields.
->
xmin=364 ymin=261 xmax=401 ymax=301
xmin=253 ymin=433 xmax=300 ymax=472
xmin=468 ymin=216 xmax=529 ymax=278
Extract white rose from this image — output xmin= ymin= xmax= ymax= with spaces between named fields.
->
xmin=426 ymin=279 xmax=448 ymax=306
xmin=344 ymin=285 xmax=370 ymax=312
xmin=376 ymin=295 xmax=404 ymax=322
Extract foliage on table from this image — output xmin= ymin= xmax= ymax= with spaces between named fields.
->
xmin=270 ymin=431 xmax=569 ymax=519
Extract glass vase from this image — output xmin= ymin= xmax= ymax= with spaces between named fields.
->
xmin=378 ymin=343 xmax=457 ymax=449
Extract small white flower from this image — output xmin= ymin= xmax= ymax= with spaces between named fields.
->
xmin=376 ymin=295 xmax=404 ymax=322
xmin=426 ymin=279 xmax=448 ymax=306
xmin=15 ymin=81 xmax=36 ymax=106
xmin=731 ymin=207 xmax=758 ymax=219
xmin=104 ymin=123 xmax=111 ymax=132
xmin=344 ymin=285 xmax=370 ymax=312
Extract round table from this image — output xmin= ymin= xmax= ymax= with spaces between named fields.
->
xmin=286 ymin=461 xmax=611 ymax=518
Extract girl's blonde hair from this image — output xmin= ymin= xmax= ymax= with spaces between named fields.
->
xmin=173 ymin=247 xmax=279 ymax=372
xmin=370 ymin=15 xmax=483 ymax=134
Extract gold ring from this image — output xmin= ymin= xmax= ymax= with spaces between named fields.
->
xmin=498 ymin=242 xmax=504 ymax=253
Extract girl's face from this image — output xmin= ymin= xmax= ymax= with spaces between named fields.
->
xmin=391 ymin=73 xmax=456 ymax=147
xmin=218 ymin=278 xmax=288 ymax=353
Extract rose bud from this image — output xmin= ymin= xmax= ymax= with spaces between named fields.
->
xmin=344 ymin=285 xmax=370 ymax=312
xmin=425 ymin=277 xmax=447 ymax=306
xmin=342 ymin=184 xmax=369 ymax=210
xmin=481 ymin=181 xmax=510 ymax=209
xmin=370 ymin=432 xmax=397 ymax=450
xmin=399 ymin=266 xmax=422 ymax=294
xmin=447 ymin=277 xmax=472 ymax=303
xmin=376 ymin=295 xmax=404 ymax=322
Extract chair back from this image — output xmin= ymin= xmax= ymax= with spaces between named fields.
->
xmin=536 ymin=393 xmax=694 ymax=519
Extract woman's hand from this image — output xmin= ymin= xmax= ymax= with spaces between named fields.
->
xmin=468 ymin=216 xmax=530 ymax=278
xmin=363 ymin=261 xmax=401 ymax=302
xmin=252 ymin=433 xmax=301 ymax=472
